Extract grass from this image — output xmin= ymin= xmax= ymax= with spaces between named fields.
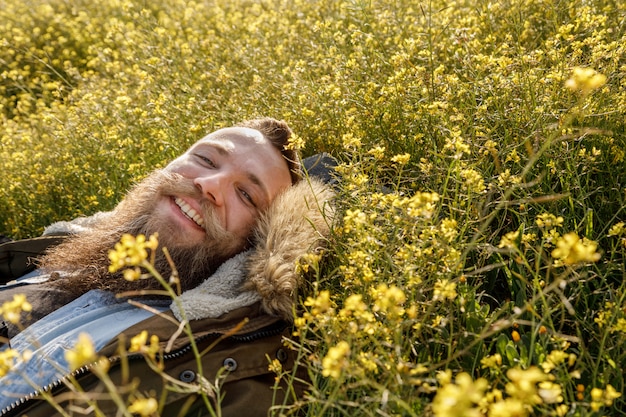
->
xmin=1 ymin=0 xmax=625 ymax=415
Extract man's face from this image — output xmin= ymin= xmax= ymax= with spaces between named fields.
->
xmin=40 ymin=127 xmax=293 ymax=294
xmin=155 ymin=127 xmax=292 ymax=250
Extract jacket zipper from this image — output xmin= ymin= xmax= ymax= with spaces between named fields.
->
xmin=0 ymin=320 xmax=288 ymax=416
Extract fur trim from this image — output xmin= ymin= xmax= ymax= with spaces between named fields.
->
xmin=170 ymin=251 xmax=260 ymax=321
xmin=244 ymin=177 xmax=335 ymax=321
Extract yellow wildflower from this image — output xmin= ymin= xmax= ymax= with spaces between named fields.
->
xmin=551 ymin=232 xmax=601 ymax=265
xmin=129 ymin=330 xmax=149 ymax=353
xmin=123 ymin=267 xmax=142 ymax=281
xmin=0 ymin=349 xmax=20 ymax=377
xmin=498 ymin=230 xmax=520 ymax=250
xmin=367 ymin=145 xmax=385 ymax=159
xmin=371 ymin=284 xmax=406 ymax=317
xmin=488 ymin=397 xmax=527 ymax=417
xmin=322 ymin=341 xmax=350 ymax=379
xmin=611 ymin=317 xmax=626 ymax=333
xmin=405 ymin=191 xmax=439 ymax=218
xmin=0 ymin=294 xmax=32 ymax=324
xmin=535 ymin=213 xmax=564 ymax=230
xmin=341 ymin=132 xmax=361 ymax=150
xmin=108 ymin=233 xmax=159 ymax=273
xmin=304 ymin=290 xmax=333 ymax=316
xmin=433 ymin=279 xmax=457 ymax=302
xmin=357 ymin=351 xmax=379 ymax=374
xmin=343 ymin=208 xmax=368 ymax=233
xmin=65 ymin=333 xmax=98 ymax=371
xmin=460 ymin=168 xmax=486 ymax=194
xmin=480 ymin=353 xmax=502 ymax=370
xmin=537 ymin=381 xmax=563 ymax=404
xmin=431 ymin=372 xmax=488 ymax=417
xmin=565 ymin=67 xmax=607 ymax=95
xmin=127 ymin=397 xmax=158 ymax=416
xmin=286 ymin=133 xmax=305 ymax=150
xmin=391 ymin=153 xmax=411 ymax=165
xmin=541 ymin=350 xmax=570 ymax=373
xmin=608 ymin=222 xmax=625 ymax=237
xmin=505 ymin=366 xmax=548 ymax=405
xmin=497 ymin=169 xmax=521 ymax=187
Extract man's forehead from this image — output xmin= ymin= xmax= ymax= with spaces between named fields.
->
xmin=197 ymin=126 xmax=265 ymax=149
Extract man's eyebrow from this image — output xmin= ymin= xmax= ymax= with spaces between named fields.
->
xmin=204 ymin=142 xmax=230 ymax=156
xmin=246 ymin=172 xmax=270 ymax=207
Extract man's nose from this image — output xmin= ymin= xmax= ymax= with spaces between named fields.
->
xmin=193 ymin=174 xmax=225 ymax=206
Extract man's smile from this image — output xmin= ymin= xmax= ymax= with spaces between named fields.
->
xmin=174 ymin=197 xmax=205 ymax=228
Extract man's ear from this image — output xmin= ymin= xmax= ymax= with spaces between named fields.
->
xmin=243 ymin=177 xmax=335 ymax=321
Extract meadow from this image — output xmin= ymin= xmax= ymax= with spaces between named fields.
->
xmin=1 ymin=0 xmax=625 ymax=415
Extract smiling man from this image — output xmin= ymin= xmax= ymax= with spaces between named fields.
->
xmin=30 ymin=118 xmax=302 ymax=305
xmin=0 ymin=118 xmax=336 ymax=416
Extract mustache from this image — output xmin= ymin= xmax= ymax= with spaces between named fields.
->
xmin=133 ymin=169 xmax=233 ymax=244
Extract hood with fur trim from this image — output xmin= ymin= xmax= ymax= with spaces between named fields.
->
xmin=244 ymin=177 xmax=335 ymax=320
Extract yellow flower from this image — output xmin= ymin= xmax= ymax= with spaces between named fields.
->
xmin=488 ymin=398 xmax=527 ymax=417
xmin=480 ymin=353 xmax=502 ymax=370
xmin=565 ymin=67 xmax=607 ymax=95
xmin=322 ymin=341 xmax=350 ymax=379
xmin=391 ymin=153 xmax=411 ymax=165
xmin=405 ymin=191 xmax=440 ymax=218
xmin=127 ymin=397 xmax=158 ymax=416
xmin=535 ymin=213 xmax=564 ymax=230
xmin=0 ymin=349 xmax=20 ymax=377
xmin=343 ymin=208 xmax=368 ymax=233
xmin=108 ymin=233 xmax=159 ymax=273
xmin=304 ymin=290 xmax=333 ymax=316
xmin=123 ymin=267 xmax=142 ymax=281
xmin=341 ymin=132 xmax=362 ymax=150
xmin=505 ymin=366 xmax=548 ymax=405
xmin=460 ymin=168 xmax=486 ymax=194
xmin=537 ymin=381 xmax=563 ymax=404
xmin=497 ymin=169 xmax=521 ymax=187
xmin=286 ymin=133 xmax=305 ymax=150
xmin=357 ymin=351 xmax=379 ymax=374
xmin=0 ymin=294 xmax=32 ymax=325
xmin=433 ymin=279 xmax=457 ymax=302
xmin=551 ymin=232 xmax=601 ymax=265
xmin=268 ymin=358 xmax=282 ymax=375
xmin=603 ymin=384 xmax=622 ymax=405
xmin=367 ymin=145 xmax=385 ymax=159
xmin=431 ymin=372 xmax=488 ymax=417
xmin=65 ymin=333 xmax=98 ymax=371
xmin=541 ymin=350 xmax=570 ymax=372
xmin=371 ymin=284 xmax=406 ymax=317
xmin=129 ymin=330 xmax=149 ymax=352
xmin=498 ymin=230 xmax=520 ymax=250
xmin=296 ymin=252 xmax=322 ymax=274
xmin=608 ymin=222 xmax=625 ymax=237
xmin=129 ymin=330 xmax=160 ymax=361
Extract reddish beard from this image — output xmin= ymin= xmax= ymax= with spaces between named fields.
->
xmin=40 ymin=170 xmax=248 ymax=299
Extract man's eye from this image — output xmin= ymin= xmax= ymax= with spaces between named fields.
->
xmin=240 ymin=189 xmax=256 ymax=207
xmin=195 ymin=154 xmax=215 ymax=167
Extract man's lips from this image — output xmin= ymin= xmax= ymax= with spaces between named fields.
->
xmin=173 ymin=197 xmax=205 ymax=228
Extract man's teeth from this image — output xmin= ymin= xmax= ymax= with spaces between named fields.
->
xmin=174 ymin=198 xmax=205 ymax=227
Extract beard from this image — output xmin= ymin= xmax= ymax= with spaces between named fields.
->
xmin=39 ymin=170 xmax=248 ymax=299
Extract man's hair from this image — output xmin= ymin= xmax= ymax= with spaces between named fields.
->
xmin=237 ymin=118 xmax=302 ymax=184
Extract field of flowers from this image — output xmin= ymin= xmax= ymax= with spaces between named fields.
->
xmin=1 ymin=0 xmax=625 ymax=415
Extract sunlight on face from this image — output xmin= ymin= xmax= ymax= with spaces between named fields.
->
xmin=160 ymin=127 xmax=292 ymax=246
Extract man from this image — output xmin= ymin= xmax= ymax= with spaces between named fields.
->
xmin=0 ymin=118 xmax=336 ymax=416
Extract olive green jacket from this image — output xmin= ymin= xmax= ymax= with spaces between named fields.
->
xmin=2 ymin=302 xmax=301 ymax=417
